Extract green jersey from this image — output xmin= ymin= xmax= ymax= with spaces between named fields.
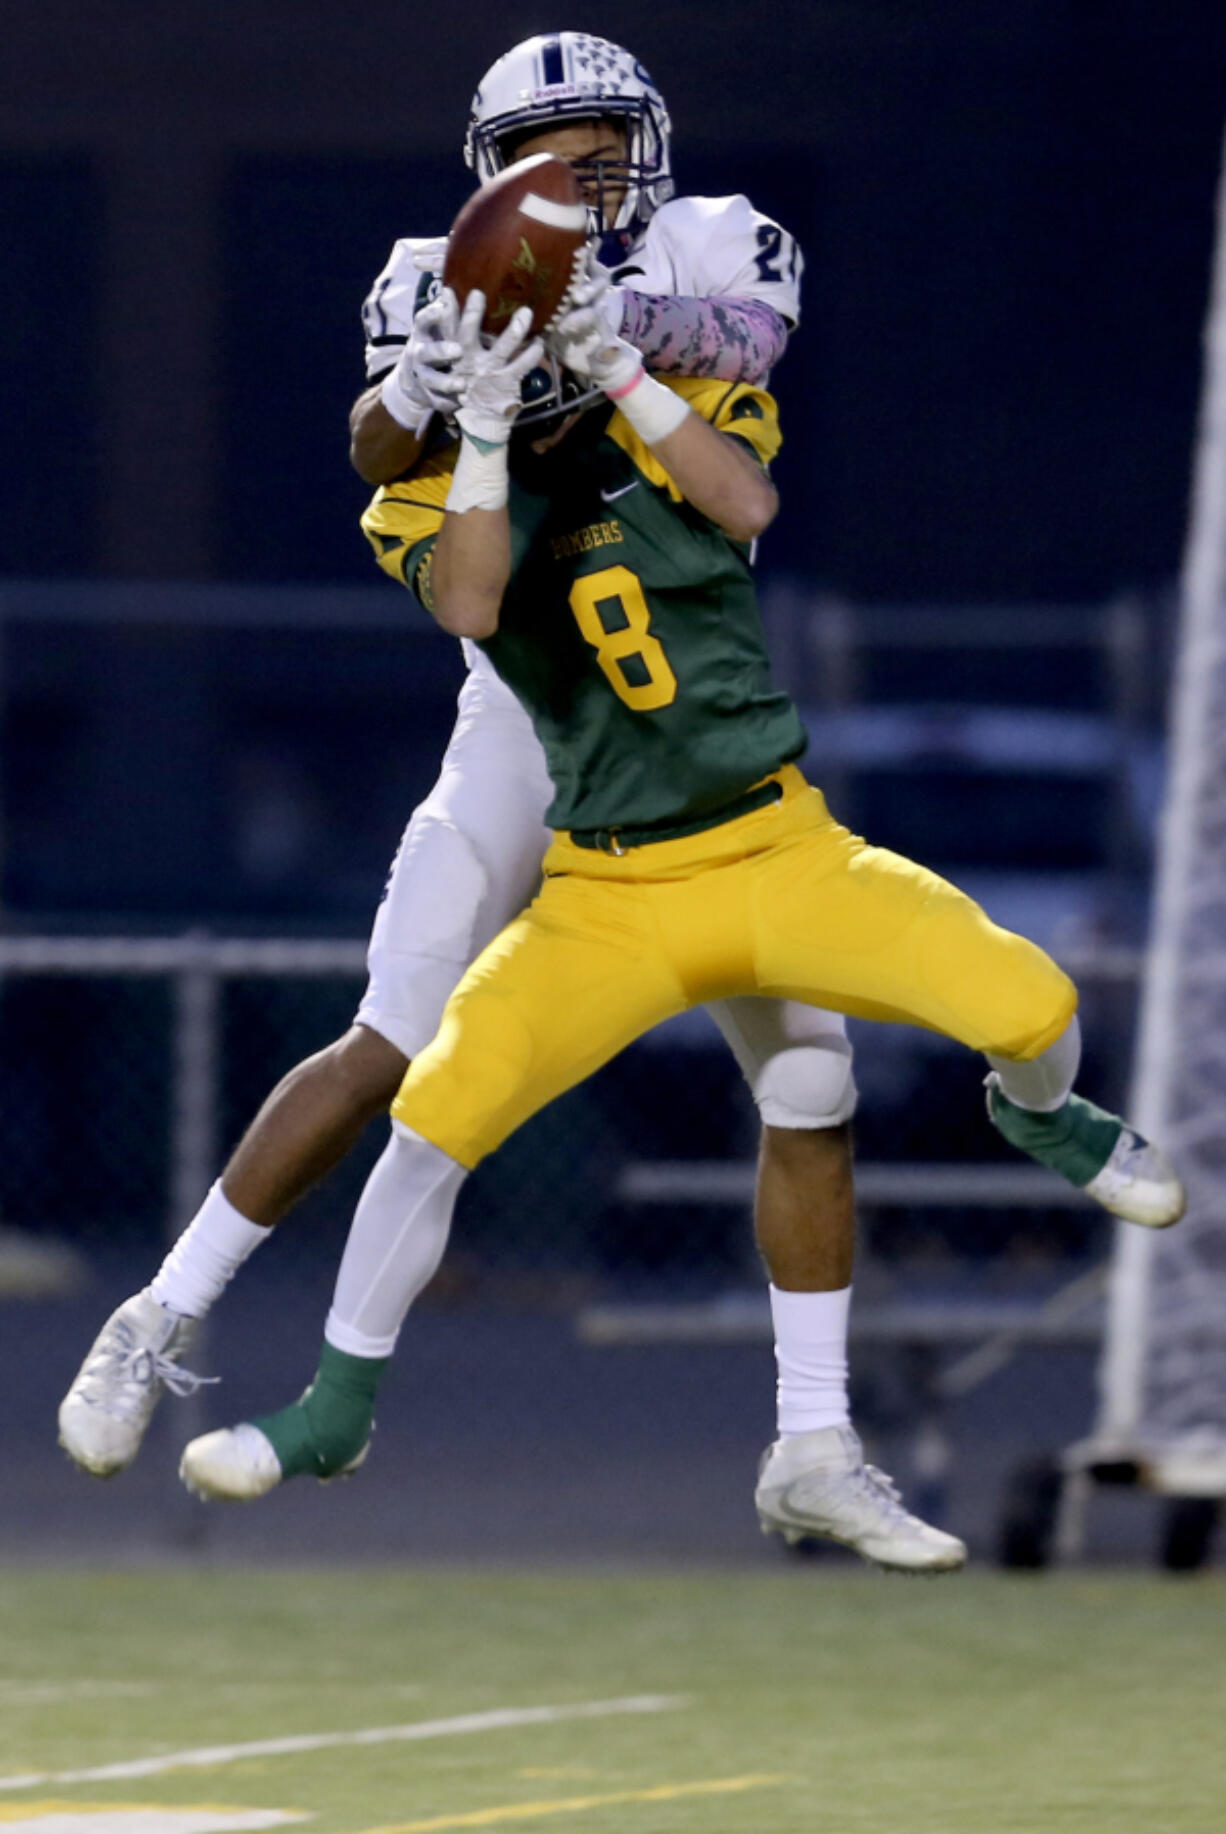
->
xmin=362 ymin=376 xmax=806 ymax=833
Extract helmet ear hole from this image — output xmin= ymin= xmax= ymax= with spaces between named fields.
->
xmin=520 ymin=364 xmax=556 ymax=409
xmin=514 ymin=353 xmax=604 ymax=431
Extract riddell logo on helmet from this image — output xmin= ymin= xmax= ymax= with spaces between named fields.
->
xmin=527 ymin=83 xmax=593 ymax=102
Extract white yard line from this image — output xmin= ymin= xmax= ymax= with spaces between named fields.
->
xmin=0 ymin=1684 xmax=154 ymax=1706
xmin=0 ymin=1696 xmax=685 ymax=1793
xmin=0 ymin=1812 xmax=308 ymax=1833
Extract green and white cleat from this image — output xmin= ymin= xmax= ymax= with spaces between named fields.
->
xmin=180 ymin=1420 xmax=370 ymax=1501
xmin=182 ymin=1343 xmax=382 ymax=1500
xmin=1080 ymin=1125 xmax=1187 ymax=1227
xmin=986 ymin=1076 xmax=1186 ymax=1228
xmin=58 ymin=1289 xmax=208 ymax=1477
xmin=755 ymin=1426 xmax=967 ymax=1573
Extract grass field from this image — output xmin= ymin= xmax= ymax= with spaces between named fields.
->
xmin=0 ymin=1565 xmax=1223 ymax=1833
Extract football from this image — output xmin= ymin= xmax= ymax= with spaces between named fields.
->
xmin=442 ymin=154 xmax=589 ymax=337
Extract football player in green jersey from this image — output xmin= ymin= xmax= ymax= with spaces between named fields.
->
xmin=175 ymin=280 xmax=1183 ymax=1566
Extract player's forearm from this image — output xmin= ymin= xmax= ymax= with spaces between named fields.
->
xmin=349 ymin=387 xmax=430 ymax=484
xmin=651 ymin=412 xmax=778 ymax=542
xmin=427 ymin=297 xmax=538 ymax=637
xmin=592 ymin=353 xmax=776 ymax=542
xmin=621 ymin=294 xmax=789 ymax=385
xmin=431 ymin=510 xmax=510 ymax=638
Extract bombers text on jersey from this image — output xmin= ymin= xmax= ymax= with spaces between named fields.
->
xmin=361 ymin=377 xmax=805 ymax=835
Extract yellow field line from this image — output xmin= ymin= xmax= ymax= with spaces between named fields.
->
xmin=357 ymin=1773 xmax=793 ymax=1834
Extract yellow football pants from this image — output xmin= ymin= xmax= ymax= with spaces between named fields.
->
xmin=391 ymin=765 xmax=1078 ymax=1169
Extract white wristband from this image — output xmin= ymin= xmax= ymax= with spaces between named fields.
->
xmin=379 ymin=364 xmax=430 ymax=435
xmin=606 ymin=368 xmax=691 ymax=445
xmin=446 ymin=431 xmax=509 ymax=515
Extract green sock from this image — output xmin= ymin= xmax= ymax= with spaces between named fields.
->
xmin=253 ymin=1341 xmax=389 ymax=1480
xmin=987 ymin=1082 xmax=1122 ymax=1188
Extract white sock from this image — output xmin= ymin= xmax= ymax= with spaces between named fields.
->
xmin=324 ymin=1122 xmax=467 ymax=1358
xmin=769 ymin=1284 xmax=852 ymax=1436
xmin=987 ymin=1015 xmax=1081 ymax=1113
xmin=148 ymin=1180 xmax=270 ymax=1318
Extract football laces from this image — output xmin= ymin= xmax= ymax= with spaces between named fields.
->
xmin=543 ymin=245 xmax=599 ymax=335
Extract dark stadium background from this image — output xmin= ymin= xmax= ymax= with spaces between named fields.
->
xmin=2 ymin=2 xmax=1225 ymax=1566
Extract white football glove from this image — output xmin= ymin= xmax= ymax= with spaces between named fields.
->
xmin=379 ymin=287 xmax=467 ymax=433
xmin=546 ymin=247 xmax=632 ymax=389
xmin=546 ymin=245 xmax=690 ymax=447
xmin=452 ymin=291 xmax=544 ymax=446
xmin=411 ymin=237 xmax=448 ymax=277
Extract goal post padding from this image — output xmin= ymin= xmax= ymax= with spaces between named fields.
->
xmin=1095 ymin=125 xmax=1226 ymax=1491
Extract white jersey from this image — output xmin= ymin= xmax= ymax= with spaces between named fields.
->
xmin=361 ymin=192 xmax=802 ymax=697
xmin=605 ymin=194 xmax=802 ymax=328
xmin=361 ymin=192 xmax=802 ymax=382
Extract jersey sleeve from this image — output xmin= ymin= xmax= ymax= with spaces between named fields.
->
xmin=707 ymin=378 xmax=783 ymax=466
xmin=361 ymin=240 xmax=438 ymax=381
xmin=618 ymin=293 xmax=788 ymax=384
xmin=606 ymin=376 xmax=781 ymax=502
xmin=359 ymin=449 xmax=456 ymax=607
xmin=621 ymin=195 xmax=804 ymax=328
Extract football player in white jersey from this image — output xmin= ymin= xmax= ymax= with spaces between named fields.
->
xmin=58 ymin=33 xmax=966 ymax=1572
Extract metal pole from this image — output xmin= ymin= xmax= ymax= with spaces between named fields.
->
xmin=165 ymin=935 xmax=220 ymax=1544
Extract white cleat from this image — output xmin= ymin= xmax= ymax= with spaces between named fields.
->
xmin=755 ymin=1425 xmax=967 ymax=1573
xmin=1083 ymin=1127 xmax=1186 ymax=1228
xmin=58 ymin=1289 xmax=208 ymax=1477
xmin=179 ymin=1421 xmax=370 ymax=1501
xmin=180 ymin=1423 xmax=284 ymax=1501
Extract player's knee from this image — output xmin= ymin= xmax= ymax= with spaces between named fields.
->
xmin=762 ymin=1118 xmax=853 ymax=1170
xmin=991 ymin=965 xmax=1079 ymax=1062
xmin=327 ymin=1025 xmax=410 ymax=1115
xmin=393 ymin=1008 xmax=535 ymax=1169
xmin=750 ymin=1042 xmax=858 ymax=1130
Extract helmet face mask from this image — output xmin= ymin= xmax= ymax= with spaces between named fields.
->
xmin=499 ymin=128 xmax=632 ymax=252
xmin=464 ymin=33 xmax=674 ymax=250
xmin=513 ymin=353 xmax=603 ymax=433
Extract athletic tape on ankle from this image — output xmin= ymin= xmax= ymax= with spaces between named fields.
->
xmin=254 ymin=1342 xmax=389 ymax=1479
xmin=607 ymin=369 xmax=691 ymax=445
xmin=989 ymin=1087 xmax=1117 ymax=1186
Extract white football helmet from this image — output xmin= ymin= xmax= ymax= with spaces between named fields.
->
xmin=464 ymin=33 xmax=674 ymax=251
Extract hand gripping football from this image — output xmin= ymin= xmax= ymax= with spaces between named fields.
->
xmin=442 ymin=154 xmax=589 ymax=337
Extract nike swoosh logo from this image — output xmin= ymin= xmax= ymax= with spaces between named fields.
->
xmin=601 ymin=482 xmax=639 ymax=503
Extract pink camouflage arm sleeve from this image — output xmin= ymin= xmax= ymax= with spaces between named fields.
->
xmin=619 ymin=293 xmax=790 ymax=385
